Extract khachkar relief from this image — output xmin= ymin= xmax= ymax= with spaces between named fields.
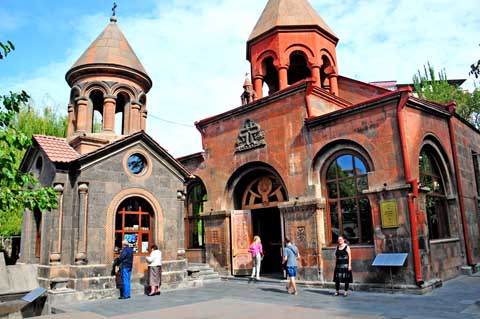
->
xmin=235 ymin=119 xmax=265 ymax=152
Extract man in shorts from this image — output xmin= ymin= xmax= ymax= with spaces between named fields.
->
xmin=283 ymin=237 xmax=300 ymax=295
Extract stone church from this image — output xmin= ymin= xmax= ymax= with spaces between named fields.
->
xmin=19 ymin=14 xmax=192 ymax=299
xmin=19 ymin=0 xmax=480 ymax=298
xmin=179 ymin=0 xmax=480 ymax=291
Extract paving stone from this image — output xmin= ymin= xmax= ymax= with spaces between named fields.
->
xmin=51 ymin=275 xmax=480 ymax=319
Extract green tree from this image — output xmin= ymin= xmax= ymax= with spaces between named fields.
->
xmin=469 ymin=44 xmax=480 ymax=79
xmin=413 ymin=63 xmax=480 ymax=128
xmin=0 ymin=41 xmax=14 ymax=59
xmin=470 ymin=61 xmax=480 ymax=79
xmin=2 ymin=104 xmax=69 ymax=175
xmin=0 ymin=41 xmax=58 ymax=236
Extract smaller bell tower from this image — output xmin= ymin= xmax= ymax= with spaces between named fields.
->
xmin=247 ymin=0 xmax=339 ymax=99
xmin=64 ymin=12 xmax=152 ymax=154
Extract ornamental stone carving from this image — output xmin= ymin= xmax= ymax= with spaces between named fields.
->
xmin=235 ymin=119 xmax=265 ymax=152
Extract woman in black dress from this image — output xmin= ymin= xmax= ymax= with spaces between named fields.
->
xmin=333 ymin=236 xmax=352 ymax=296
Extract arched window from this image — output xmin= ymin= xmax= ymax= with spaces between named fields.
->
xmin=186 ymin=183 xmax=207 ymax=248
xmin=115 ymin=93 xmax=129 ymax=135
xmin=325 ymin=154 xmax=372 ymax=245
xmin=320 ymin=56 xmax=332 ymax=90
xmin=262 ymin=57 xmax=279 ymax=96
xmin=115 ymin=197 xmax=153 ymax=255
xmin=90 ymin=90 xmax=104 ymax=133
xmin=419 ymin=147 xmax=450 ymax=239
xmin=287 ymin=51 xmax=311 ymax=85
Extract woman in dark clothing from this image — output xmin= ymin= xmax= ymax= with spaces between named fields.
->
xmin=333 ymin=236 xmax=352 ymax=296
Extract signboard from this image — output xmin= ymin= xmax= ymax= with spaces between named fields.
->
xmin=372 ymin=253 xmax=408 ymax=267
xmin=22 ymin=288 xmax=47 ymax=303
xmin=380 ymin=200 xmax=399 ymax=228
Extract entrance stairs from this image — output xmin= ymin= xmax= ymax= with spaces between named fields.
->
xmin=187 ymin=263 xmax=221 ymax=285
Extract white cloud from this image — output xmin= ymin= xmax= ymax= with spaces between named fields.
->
xmin=1 ymin=0 xmax=479 ymax=157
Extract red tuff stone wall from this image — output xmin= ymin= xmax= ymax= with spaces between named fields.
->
xmin=450 ymin=117 xmax=480 ymax=264
xmin=185 ymin=84 xmax=478 ymax=284
xmin=194 ymin=87 xmax=311 ymax=211
xmin=338 ymin=76 xmax=390 ymax=105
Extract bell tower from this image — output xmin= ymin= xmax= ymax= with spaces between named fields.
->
xmin=65 ymin=13 xmax=152 ymax=154
xmin=247 ymin=0 xmax=339 ymax=98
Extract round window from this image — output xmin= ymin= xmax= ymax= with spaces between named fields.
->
xmin=127 ymin=154 xmax=147 ymax=175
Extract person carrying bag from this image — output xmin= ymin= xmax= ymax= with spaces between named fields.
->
xmin=282 ymin=237 xmax=300 ymax=296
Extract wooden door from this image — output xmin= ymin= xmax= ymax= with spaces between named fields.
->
xmin=231 ymin=210 xmax=253 ymax=275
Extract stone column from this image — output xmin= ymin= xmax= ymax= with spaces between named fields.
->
xmin=329 ymin=74 xmax=339 ymax=96
xmin=314 ymin=202 xmax=326 ymax=281
xmin=103 ymin=95 xmax=117 ymax=133
xmin=18 ymin=209 xmax=33 ymax=263
xmin=49 ymin=183 xmax=64 ymax=264
xmin=141 ymin=109 xmax=148 ymax=131
xmin=311 ymin=65 xmax=321 ymax=87
xmin=39 ymin=209 xmax=52 ymax=265
xmin=67 ymin=104 xmax=75 ymax=137
xmin=130 ymin=102 xmax=141 ymax=134
xmin=75 ymin=183 xmax=89 ymax=264
xmin=253 ymin=75 xmax=264 ymax=99
xmin=278 ymin=65 xmax=289 ymax=90
xmin=75 ymin=97 xmax=89 ymax=133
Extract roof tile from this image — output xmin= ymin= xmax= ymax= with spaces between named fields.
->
xmin=33 ymin=135 xmax=79 ymax=163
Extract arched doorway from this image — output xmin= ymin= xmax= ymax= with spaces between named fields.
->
xmin=114 ymin=197 xmax=154 ymax=256
xmin=230 ymin=166 xmax=288 ymax=276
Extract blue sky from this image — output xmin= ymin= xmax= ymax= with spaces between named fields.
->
xmin=1 ymin=0 xmax=479 ymax=157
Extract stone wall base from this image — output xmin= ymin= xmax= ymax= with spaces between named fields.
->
xmin=36 ymin=259 xmax=190 ymax=310
xmin=222 ymin=276 xmax=443 ymax=295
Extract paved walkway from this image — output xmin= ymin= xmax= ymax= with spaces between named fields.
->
xmin=42 ymin=274 xmax=480 ymax=319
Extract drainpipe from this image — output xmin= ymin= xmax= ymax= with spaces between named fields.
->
xmin=447 ymin=103 xmax=475 ymax=266
xmin=397 ymin=89 xmax=424 ymax=286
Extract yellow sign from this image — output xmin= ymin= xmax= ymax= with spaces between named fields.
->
xmin=380 ymin=200 xmax=399 ymax=228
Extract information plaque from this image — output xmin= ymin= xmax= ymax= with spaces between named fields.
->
xmin=380 ymin=200 xmax=399 ymax=228
xmin=372 ymin=253 xmax=408 ymax=293
xmin=372 ymin=253 xmax=408 ymax=267
xmin=21 ymin=287 xmax=47 ymax=303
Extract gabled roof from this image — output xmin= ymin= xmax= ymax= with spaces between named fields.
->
xmin=33 ymin=135 xmax=80 ymax=163
xmin=73 ymin=131 xmax=193 ymax=179
xmin=248 ymin=0 xmax=337 ymax=41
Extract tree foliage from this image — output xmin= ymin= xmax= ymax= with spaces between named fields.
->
xmin=413 ymin=63 xmax=480 ymax=128
xmin=0 ymin=41 xmax=59 ymax=236
xmin=0 ymin=41 xmax=14 ymax=60
xmin=469 ymin=44 xmax=480 ymax=79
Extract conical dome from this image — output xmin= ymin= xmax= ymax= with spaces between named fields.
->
xmin=66 ymin=18 xmax=152 ymax=92
xmin=248 ymin=0 xmax=336 ymax=42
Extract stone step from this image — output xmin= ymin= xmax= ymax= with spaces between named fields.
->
xmin=188 ymin=263 xmax=209 ymax=267
xmin=188 ymin=265 xmax=212 ymax=271
xmin=201 ymin=273 xmax=220 ymax=280
xmin=197 ymin=269 xmax=214 ymax=274
xmin=186 ymin=263 xmax=220 ymax=282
